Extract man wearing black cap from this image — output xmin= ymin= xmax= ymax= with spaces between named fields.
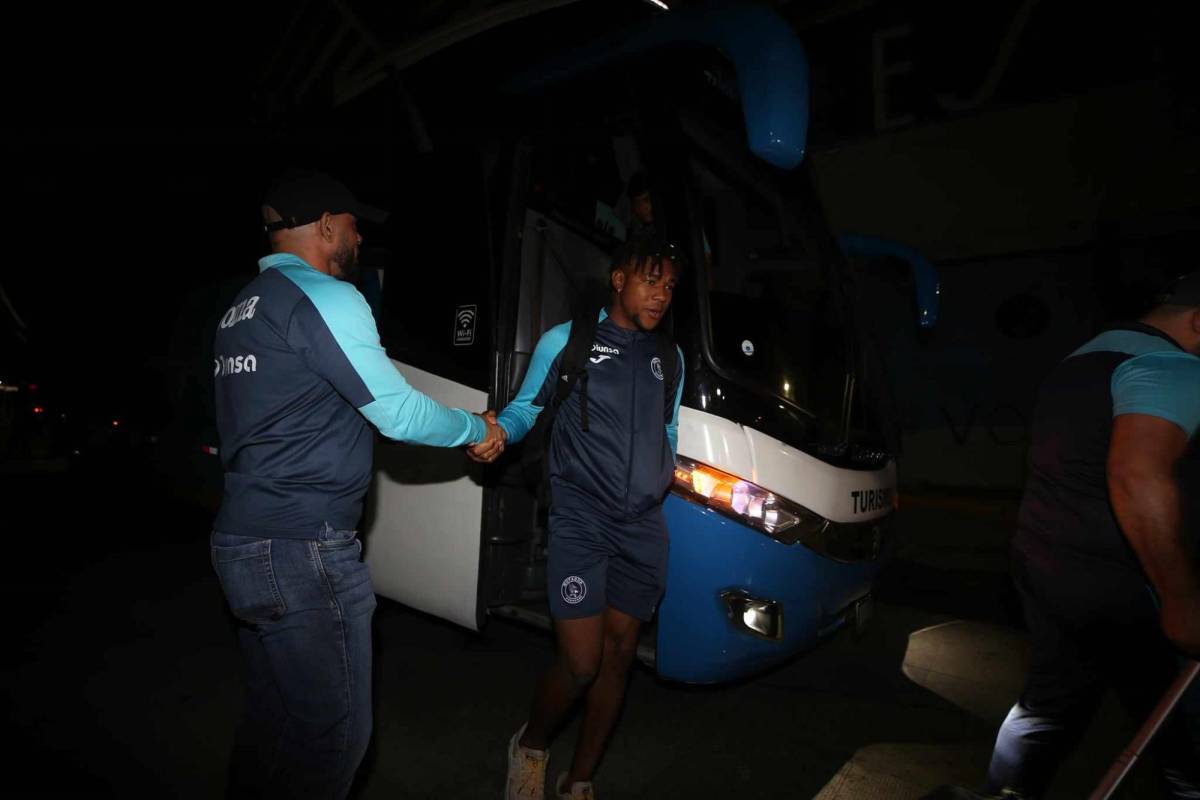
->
xmin=210 ymin=171 xmax=505 ymax=799
xmin=934 ymin=272 xmax=1200 ymax=800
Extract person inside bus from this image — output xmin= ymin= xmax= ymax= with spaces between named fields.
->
xmin=625 ymin=170 xmax=657 ymax=237
xmin=926 ymin=271 xmax=1200 ymax=800
xmin=210 ymin=170 xmax=505 ymax=800
xmin=471 ymin=234 xmax=685 ymax=800
xmin=624 ymin=171 xmax=713 ymax=287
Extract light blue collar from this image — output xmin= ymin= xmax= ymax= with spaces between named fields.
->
xmin=259 ymin=252 xmax=321 ymax=274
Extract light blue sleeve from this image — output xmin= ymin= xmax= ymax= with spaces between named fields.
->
xmin=1111 ymin=351 xmax=1200 ymax=438
xmin=666 ymin=345 xmax=685 ymax=458
xmin=294 ymin=273 xmax=486 ymax=446
xmin=497 ymin=323 xmax=571 ymax=445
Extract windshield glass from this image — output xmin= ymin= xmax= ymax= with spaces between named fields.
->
xmin=682 ymin=110 xmax=852 ymax=435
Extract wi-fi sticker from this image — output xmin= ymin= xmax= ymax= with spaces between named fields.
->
xmin=453 ymin=304 xmax=477 ymax=346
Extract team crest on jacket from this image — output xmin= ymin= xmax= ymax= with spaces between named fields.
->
xmin=650 ymin=356 xmax=664 ymax=381
xmin=561 ymin=576 xmax=587 ymax=605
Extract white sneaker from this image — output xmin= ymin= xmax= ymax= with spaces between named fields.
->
xmin=555 ymin=772 xmax=595 ymax=800
xmin=505 ymin=724 xmax=549 ymax=800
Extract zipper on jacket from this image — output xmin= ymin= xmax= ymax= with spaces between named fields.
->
xmin=624 ymin=339 xmax=638 ymax=515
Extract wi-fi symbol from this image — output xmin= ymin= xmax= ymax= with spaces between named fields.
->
xmin=456 ymin=307 xmax=476 ymax=328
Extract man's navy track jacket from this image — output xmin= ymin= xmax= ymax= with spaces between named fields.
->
xmin=213 ymin=253 xmax=485 ymax=539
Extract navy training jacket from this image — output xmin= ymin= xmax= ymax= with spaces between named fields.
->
xmin=212 ymin=253 xmax=486 ymax=539
xmin=498 ymin=310 xmax=685 ymax=519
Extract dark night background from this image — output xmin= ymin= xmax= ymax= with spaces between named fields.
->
xmin=4 ymin=0 xmax=1197 ymax=461
xmin=2 ymin=1 xmax=1197 ymax=797
xmin=5 ymin=3 xmax=276 ymax=435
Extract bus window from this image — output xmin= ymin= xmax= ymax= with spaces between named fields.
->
xmin=377 ymin=151 xmax=493 ymax=392
xmin=513 ymin=110 xmax=649 ymax=355
xmin=687 ymin=141 xmax=849 ymax=433
xmin=529 ymin=123 xmax=629 ymax=244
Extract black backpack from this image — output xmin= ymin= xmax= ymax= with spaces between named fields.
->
xmin=520 ymin=303 xmax=681 ymax=506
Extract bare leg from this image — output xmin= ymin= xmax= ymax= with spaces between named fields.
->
xmin=520 ymin=615 xmax=604 ymax=751
xmin=565 ymin=607 xmax=641 ymax=785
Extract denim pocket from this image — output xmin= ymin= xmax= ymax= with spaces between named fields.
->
xmin=317 ymin=526 xmax=359 ymax=550
xmin=211 ymin=537 xmax=286 ymax=624
xmin=315 ymin=531 xmax=370 ymax=597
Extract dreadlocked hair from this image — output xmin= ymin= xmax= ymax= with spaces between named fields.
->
xmin=609 ymin=232 xmax=687 ymax=279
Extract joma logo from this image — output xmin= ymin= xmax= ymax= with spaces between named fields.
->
xmin=220 ymin=296 xmax=259 ymax=330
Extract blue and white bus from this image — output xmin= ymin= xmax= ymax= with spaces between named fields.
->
xmin=317 ymin=1 xmax=927 ymax=683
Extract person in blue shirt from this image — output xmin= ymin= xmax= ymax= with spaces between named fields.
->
xmin=482 ymin=236 xmax=684 ymax=800
xmin=210 ymin=170 xmax=504 ymax=800
xmin=930 ymin=272 xmax=1200 ymax=800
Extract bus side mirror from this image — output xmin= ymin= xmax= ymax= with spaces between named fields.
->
xmin=838 ymin=234 xmax=940 ymax=329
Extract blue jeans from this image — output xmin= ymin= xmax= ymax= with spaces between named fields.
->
xmin=211 ymin=525 xmax=376 ymax=800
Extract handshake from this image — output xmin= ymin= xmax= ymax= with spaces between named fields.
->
xmin=467 ymin=411 xmax=507 ymax=464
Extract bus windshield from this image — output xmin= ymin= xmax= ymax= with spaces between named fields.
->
xmin=683 ymin=108 xmax=853 ymax=442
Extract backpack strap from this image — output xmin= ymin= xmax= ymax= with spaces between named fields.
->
xmin=519 ymin=305 xmax=601 ymax=504
xmin=554 ymin=304 xmax=600 ymax=431
xmin=655 ymin=328 xmax=681 ymax=424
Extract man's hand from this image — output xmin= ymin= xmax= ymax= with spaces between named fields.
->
xmin=467 ymin=411 xmax=506 ymax=464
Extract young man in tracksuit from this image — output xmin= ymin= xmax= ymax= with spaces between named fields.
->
xmin=483 ymin=237 xmax=684 ymax=800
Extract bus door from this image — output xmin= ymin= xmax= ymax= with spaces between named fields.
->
xmin=362 ymin=150 xmax=495 ymax=631
xmin=484 ymin=114 xmax=650 ymax=621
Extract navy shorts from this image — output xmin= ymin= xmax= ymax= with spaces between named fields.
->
xmin=547 ymin=484 xmax=669 ymax=621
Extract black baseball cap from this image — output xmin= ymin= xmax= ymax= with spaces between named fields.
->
xmin=263 ymin=170 xmax=389 ymax=232
xmin=1157 ymin=271 xmax=1200 ymax=306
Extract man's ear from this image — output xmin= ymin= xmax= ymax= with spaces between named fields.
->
xmin=1190 ymin=307 xmax=1200 ymax=336
xmin=318 ymin=212 xmax=336 ymax=243
xmin=611 ymin=268 xmax=626 ymax=293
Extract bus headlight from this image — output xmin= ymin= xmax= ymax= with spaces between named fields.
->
xmin=672 ymin=456 xmax=824 ymax=543
xmin=673 ymin=457 xmax=890 ymax=561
